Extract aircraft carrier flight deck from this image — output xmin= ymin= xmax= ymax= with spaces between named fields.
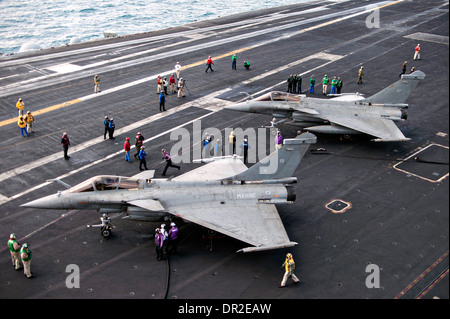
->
xmin=0 ymin=0 xmax=448 ymax=302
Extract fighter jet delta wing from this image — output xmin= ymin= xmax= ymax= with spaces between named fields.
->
xmin=308 ymin=114 xmax=410 ymax=142
xmin=169 ymin=202 xmax=297 ymax=253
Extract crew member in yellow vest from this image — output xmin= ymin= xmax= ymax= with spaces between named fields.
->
xmin=7 ymin=233 xmax=22 ymax=271
xmin=20 ymin=243 xmax=35 ymax=278
xmin=16 ymin=98 xmax=24 ymax=117
xmin=279 ymin=253 xmax=299 ymax=287
xmin=18 ymin=116 xmax=30 ymax=137
xmin=24 ymin=111 xmax=35 ymax=134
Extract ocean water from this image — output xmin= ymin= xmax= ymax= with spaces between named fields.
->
xmin=0 ymin=0 xmax=305 ymax=55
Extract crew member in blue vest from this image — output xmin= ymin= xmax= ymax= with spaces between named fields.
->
xmin=108 ymin=118 xmax=115 ymax=139
xmin=159 ymin=91 xmax=166 ymax=112
xmin=103 ymin=116 xmax=110 ymax=139
xmin=239 ymin=138 xmax=250 ymax=164
xmin=139 ymin=146 xmax=148 ymax=171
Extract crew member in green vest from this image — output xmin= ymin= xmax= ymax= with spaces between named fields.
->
xmin=309 ymin=75 xmax=316 ymax=94
xmin=7 ymin=233 xmax=22 ymax=270
xmin=330 ymin=76 xmax=338 ymax=94
xmin=243 ymin=61 xmax=250 ymax=70
xmin=20 ymin=243 xmax=35 ymax=278
xmin=231 ymin=54 xmax=237 ymax=70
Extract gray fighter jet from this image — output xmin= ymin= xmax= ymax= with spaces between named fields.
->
xmin=22 ymin=133 xmax=317 ymax=253
xmin=226 ymin=71 xmax=426 ymax=142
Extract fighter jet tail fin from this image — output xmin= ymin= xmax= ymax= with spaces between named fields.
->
xmin=228 ymin=132 xmax=316 ymax=181
xmin=364 ymin=70 xmax=425 ymax=105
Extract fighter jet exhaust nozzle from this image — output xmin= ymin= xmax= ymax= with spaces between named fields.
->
xmin=286 ymin=185 xmax=296 ymax=202
xmin=401 ymin=108 xmax=408 ymax=120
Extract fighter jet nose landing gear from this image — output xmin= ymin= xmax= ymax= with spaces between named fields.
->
xmin=87 ymin=213 xmax=116 ymax=238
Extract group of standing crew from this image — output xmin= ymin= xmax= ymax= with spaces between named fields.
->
xmin=155 ymin=222 xmax=179 ymax=261
xmin=16 ymin=98 xmax=35 ymax=137
xmin=7 ymin=233 xmax=35 ymax=279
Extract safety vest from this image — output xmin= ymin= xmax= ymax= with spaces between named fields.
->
xmin=18 ymin=119 xmax=26 ymax=128
xmin=8 ymin=239 xmax=19 ymax=253
xmin=20 ymin=247 xmax=32 ymax=262
xmin=16 ymin=101 xmax=24 ymax=110
xmin=284 ymin=258 xmax=295 ymax=273
xmin=24 ymin=114 xmax=34 ymax=123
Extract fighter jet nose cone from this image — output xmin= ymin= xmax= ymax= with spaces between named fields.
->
xmin=21 ymin=194 xmax=63 ymax=209
xmin=226 ymin=102 xmax=251 ymax=112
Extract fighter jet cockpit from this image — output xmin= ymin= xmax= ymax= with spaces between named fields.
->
xmin=68 ymin=176 xmax=143 ymax=193
xmin=254 ymin=91 xmax=303 ymax=102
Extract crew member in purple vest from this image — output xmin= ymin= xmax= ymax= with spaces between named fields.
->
xmin=168 ymin=222 xmax=179 ymax=253
xmin=161 ymin=149 xmax=180 ymax=176
xmin=275 ymin=131 xmax=283 ymax=150
xmin=154 ymin=228 xmax=164 ymax=261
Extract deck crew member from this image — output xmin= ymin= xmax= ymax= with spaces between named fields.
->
xmin=175 ymin=62 xmax=181 ymax=78
xmin=414 ymin=44 xmax=420 ymax=60
xmin=232 ymin=54 xmax=237 ymax=70
xmin=20 ymin=243 xmax=35 ymax=278
xmin=61 ymin=132 xmax=70 ymax=160
xmin=279 ymin=253 xmax=299 ymax=287
xmin=24 ymin=111 xmax=35 ymax=134
xmin=228 ymin=131 xmax=236 ymax=155
xmin=159 ymin=92 xmax=166 ymax=112
xmin=357 ymin=66 xmax=364 ymax=84
xmin=16 ymin=98 xmax=25 ymax=117
xmin=336 ymin=77 xmax=343 ymax=94
xmin=169 ymin=74 xmax=176 ymax=93
xmin=275 ymin=131 xmax=283 ymax=150
xmin=134 ymin=132 xmax=144 ymax=159
xmin=94 ymin=74 xmax=100 ymax=93
xmin=205 ymin=56 xmax=214 ymax=72
xmin=155 ymin=228 xmax=164 ymax=261
xmin=168 ymin=222 xmax=179 ymax=253
xmin=139 ymin=146 xmax=148 ymax=171
xmin=239 ymin=138 xmax=250 ymax=164
xmin=7 ymin=233 xmax=22 ymax=271
xmin=124 ymin=137 xmax=132 ymax=162
xmin=108 ymin=118 xmax=115 ymax=139
xmin=296 ymin=74 xmax=302 ymax=93
xmin=178 ymin=78 xmax=185 ymax=98
xmin=18 ymin=116 xmax=29 ymax=137
xmin=161 ymin=149 xmax=180 ymax=176
xmin=103 ymin=116 xmax=110 ymax=139
xmin=309 ymin=75 xmax=315 ymax=94
xmin=322 ymin=74 xmax=329 ymax=95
